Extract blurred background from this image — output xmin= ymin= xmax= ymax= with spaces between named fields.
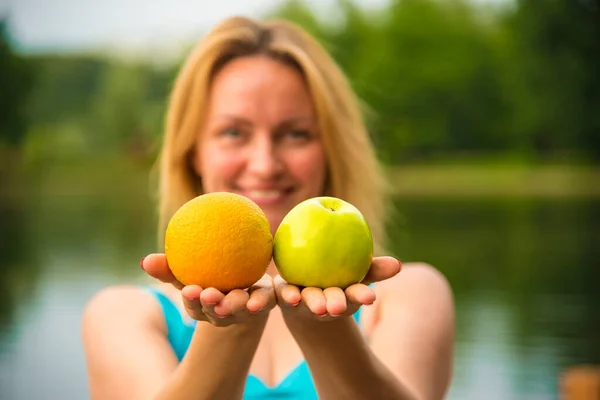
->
xmin=0 ymin=0 xmax=598 ymax=399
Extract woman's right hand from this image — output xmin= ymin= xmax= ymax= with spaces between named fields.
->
xmin=141 ymin=254 xmax=276 ymax=327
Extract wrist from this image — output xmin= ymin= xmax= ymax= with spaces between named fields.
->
xmin=282 ymin=312 xmax=356 ymax=335
xmin=194 ymin=315 xmax=267 ymax=337
xmin=185 ymin=318 xmax=267 ymax=367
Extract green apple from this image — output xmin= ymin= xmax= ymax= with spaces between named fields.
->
xmin=273 ymin=196 xmax=373 ymax=289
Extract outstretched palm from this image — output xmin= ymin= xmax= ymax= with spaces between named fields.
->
xmin=141 ymin=254 xmax=276 ymax=327
xmin=274 ymin=256 xmax=402 ymax=321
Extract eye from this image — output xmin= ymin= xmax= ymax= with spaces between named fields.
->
xmin=222 ymin=127 xmax=242 ymax=138
xmin=287 ymin=129 xmax=311 ymax=141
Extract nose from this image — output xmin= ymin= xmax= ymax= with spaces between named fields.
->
xmin=246 ymin=134 xmax=283 ymax=178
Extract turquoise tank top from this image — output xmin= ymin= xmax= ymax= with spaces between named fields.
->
xmin=145 ymin=287 xmax=364 ymax=400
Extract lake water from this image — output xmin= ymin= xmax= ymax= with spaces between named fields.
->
xmin=0 ymin=184 xmax=598 ymax=399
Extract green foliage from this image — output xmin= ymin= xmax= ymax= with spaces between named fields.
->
xmin=26 ymin=54 xmax=108 ymax=125
xmin=7 ymin=0 xmax=600 ymax=165
xmin=0 ymin=20 xmax=33 ymax=146
xmin=358 ymin=0 xmax=510 ymax=160
xmin=87 ymin=62 xmax=167 ymax=155
xmin=268 ymin=0 xmax=599 ymax=162
xmin=22 ymin=54 xmax=173 ymax=163
xmin=505 ymin=0 xmax=600 ymax=159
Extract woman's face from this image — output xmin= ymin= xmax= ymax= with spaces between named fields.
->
xmin=192 ymin=55 xmax=327 ymax=234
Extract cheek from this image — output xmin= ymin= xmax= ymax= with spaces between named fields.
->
xmin=199 ymin=146 xmax=243 ymax=189
xmin=288 ymin=147 xmax=327 ymax=187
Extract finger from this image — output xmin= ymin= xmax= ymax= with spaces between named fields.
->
xmin=199 ymin=287 xmax=225 ymax=307
xmin=345 ymin=283 xmax=376 ymax=306
xmin=274 ymin=275 xmax=301 ymax=306
xmin=281 ymin=284 xmax=302 ymax=307
xmin=247 ymin=276 xmax=275 ymax=313
xmin=323 ymin=287 xmax=347 ymax=316
xmin=181 ymin=285 xmax=206 ymax=320
xmin=141 ymin=254 xmax=184 ymax=290
xmin=181 ymin=285 xmax=202 ymax=301
xmin=362 ymin=256 xmax=402 ymax=284
xmin=247 ymin=287 xmax=273 ymax=313
xmin=301 ymin=287 xmax=327 ymax=316
xmin=214 ymin=289 xmax=249 ymax=317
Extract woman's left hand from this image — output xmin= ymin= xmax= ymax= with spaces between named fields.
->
xmin=274 ymin=256 xmax=402 ymax=321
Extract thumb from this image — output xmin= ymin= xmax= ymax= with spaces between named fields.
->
xmin=141 ymin=253 xmax=184 ymax=290
xmin=362 ymin=256 xmax=402 ymax=285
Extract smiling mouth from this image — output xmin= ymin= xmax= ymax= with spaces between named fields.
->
xmin=248 ymin=189 xmax=284 ymax=199
xmin=238 ymin=188 xmax=293 ymax=203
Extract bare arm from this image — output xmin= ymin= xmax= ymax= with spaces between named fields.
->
xmin=82 ymin=285 xmax=269 ymax=400
xmin=278 ymin=260 xmax=454 ymax=400
xmin=367 ymin=264 xmax=454 ymax=400
xmin=284 ymin=313 xmax=418 ymax=400
xmin=159 ymin=318 xmax=267 ymax=400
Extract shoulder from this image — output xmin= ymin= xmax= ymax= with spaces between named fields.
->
xmin=82 ymin=285 xmax=166 ymax=336
xmin=376 ymin=262 xmax=454 ymax=319
xmin=82 ymin=286 xmax=180 ymax=398
xmin=362 ymin=262 xmax=454 ymax=334
xmin=377 ymin=262 xmax=453 ymax=302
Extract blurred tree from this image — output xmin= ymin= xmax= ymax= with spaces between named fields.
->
xmin=266 ymin=0 xmax=332 ymax=45
xmin=26 ymin=54 xmax=107 ymax=125
xmin=23 ymin=54 xmax=173 ymax=161
xmin=505 ymin=0 xmax=600 ymax=160
xmin=21 ymin=54 xmax=109 ymax=164
xmin=0 ymin=19 xmax=33 ymax=147
xmin=363 ymin=0 xmax=510 ymax=161
xmin=87 ymin=61 xmax=171 ymax=157
xmin=88 ymin=63 xmax=147 ymax=154
xmin=271 ymin=0 xmax=511 ymax=162
xmin=14 ymin=0 xmax=599 ymax=164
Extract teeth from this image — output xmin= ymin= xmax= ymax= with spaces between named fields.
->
xmin=248 ymin=190 xmax=283 ymax=199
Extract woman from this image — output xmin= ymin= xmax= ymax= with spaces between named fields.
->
xmin=82 ymin=16 xmax=454 ymax=400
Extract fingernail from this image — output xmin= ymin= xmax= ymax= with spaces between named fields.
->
xmin=249 ymin=308 xmax=263 ymax=314
xmin=290 ymin=302 xmax=300 ymax=307
xmin=215 ymin=313 xmax=227 ymax=319
xmin=140 ymin=257 xmax=146 ymax=270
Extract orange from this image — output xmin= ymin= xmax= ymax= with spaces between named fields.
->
xmin=165 ymin=192 xmax=273 ymax=292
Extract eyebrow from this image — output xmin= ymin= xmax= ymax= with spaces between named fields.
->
xmin=216 ymin=114 xmax=316 ymax=128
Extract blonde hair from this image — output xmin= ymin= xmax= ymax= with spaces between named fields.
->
xmin=157 ymin=16 xmax=392 ymax=254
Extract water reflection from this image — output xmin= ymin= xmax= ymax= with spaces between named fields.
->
xmin=450 ymin=292 xmax=561 ymax=400
xmin=0 ymin=192 xmax=597 ymax=399
xmin=0 ymin=196 xmax=42 ymax=342
xmin=391 ymin=197 xmax=599 ymax=399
